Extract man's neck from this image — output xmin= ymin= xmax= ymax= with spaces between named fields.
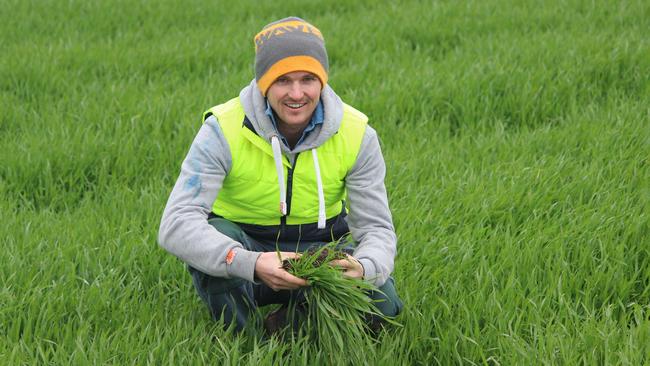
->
xmin=276 ymin=120 xmax=309 ymax=149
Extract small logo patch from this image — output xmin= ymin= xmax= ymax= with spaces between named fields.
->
xmin=225 ymin=249 xmax=236 ymax=265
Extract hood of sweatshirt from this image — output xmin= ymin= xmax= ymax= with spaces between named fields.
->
xmin=238 ymin=79 xmax=345 ymax=153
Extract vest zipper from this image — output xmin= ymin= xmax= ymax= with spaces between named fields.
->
xmin=281 ymin=153 xmax=299 ymax=229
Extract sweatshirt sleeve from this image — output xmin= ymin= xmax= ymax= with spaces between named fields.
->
xmin=158 ymin=115 xmax=261 ymax=282
xmin=345 ymin=126 xmax=396 ymax=287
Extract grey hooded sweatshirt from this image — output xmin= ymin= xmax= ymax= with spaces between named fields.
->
xmin=158 ymin=80 xmax=396 ymax=286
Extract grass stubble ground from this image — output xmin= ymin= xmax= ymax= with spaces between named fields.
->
xmin=1 ymin=0 xmax=648 ymax=364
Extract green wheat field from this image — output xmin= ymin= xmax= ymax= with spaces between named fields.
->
xmin=1 ymin=0 xmax=649 ymax=364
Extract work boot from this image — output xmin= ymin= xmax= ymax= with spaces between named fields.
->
xmin=263 ymin=304 xmax=307 ymax=337
xmin=263 ymin=305 xmax=289 ymax=335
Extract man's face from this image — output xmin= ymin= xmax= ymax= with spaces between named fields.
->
xmin=266 ymin=71 xmax=322 ymax=129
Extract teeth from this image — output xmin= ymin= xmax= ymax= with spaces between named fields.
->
xmin=287 ymin=103 xmax=305 ymax=108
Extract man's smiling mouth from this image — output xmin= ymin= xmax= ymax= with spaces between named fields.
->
xmin=285 ymin=103 xmax=306 ymax=109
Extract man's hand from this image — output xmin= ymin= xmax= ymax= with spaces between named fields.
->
xmin=254 ymin=252 xmax=308 ymax=291
xmin=330 ymin=254 xmax=364 ymax=279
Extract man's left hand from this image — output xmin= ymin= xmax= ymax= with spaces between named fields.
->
xmin=330 ymin=254 xmax=364 ymax=280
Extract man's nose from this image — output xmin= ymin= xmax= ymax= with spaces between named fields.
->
xmin=288 ymin=82 xmax=303 ymax=99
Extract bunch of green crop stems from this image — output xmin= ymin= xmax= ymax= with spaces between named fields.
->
xmin=275 ymin=241 xmax=398 ymax=364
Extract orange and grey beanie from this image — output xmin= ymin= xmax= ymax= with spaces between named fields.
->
xmin=254 ymin=17 xmax=328 ymax=96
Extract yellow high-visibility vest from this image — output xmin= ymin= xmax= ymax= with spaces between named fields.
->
xmin=205 ymin=97 xmax=367 ymax=225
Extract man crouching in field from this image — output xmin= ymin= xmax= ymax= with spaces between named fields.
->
xmin=158 ymin=17 xmax=402 ymax=333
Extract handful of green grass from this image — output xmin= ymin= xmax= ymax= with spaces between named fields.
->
xmin=278 ymin=241 xmax=399 ymax=358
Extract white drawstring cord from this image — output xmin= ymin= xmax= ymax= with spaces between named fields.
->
xmin=311 ymin=148 xmax=326 ymax=229
xmin=270 ymin=135 xmax=287 ymax=215
xmin=270 ymin=136 xmax=325 ymax=229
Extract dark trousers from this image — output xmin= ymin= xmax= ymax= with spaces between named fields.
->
xmin=189 ymin=218 xmax=403 ymax=332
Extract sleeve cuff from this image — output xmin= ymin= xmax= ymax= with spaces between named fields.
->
xmin=358 ymin=258 xmax=378 ymax=285
xmin=226 ymin=248 xmax=262 ymax=283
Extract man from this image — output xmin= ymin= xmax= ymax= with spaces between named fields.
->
xmin=158 ymin=17 xmax=402 ymax=332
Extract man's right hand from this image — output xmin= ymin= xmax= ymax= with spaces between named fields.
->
xmin=254 ymin=252 xmax=308 ymax=291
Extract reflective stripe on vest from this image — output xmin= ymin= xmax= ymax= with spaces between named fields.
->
xmin=205 ymin=97 xmax=368 ymax=226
